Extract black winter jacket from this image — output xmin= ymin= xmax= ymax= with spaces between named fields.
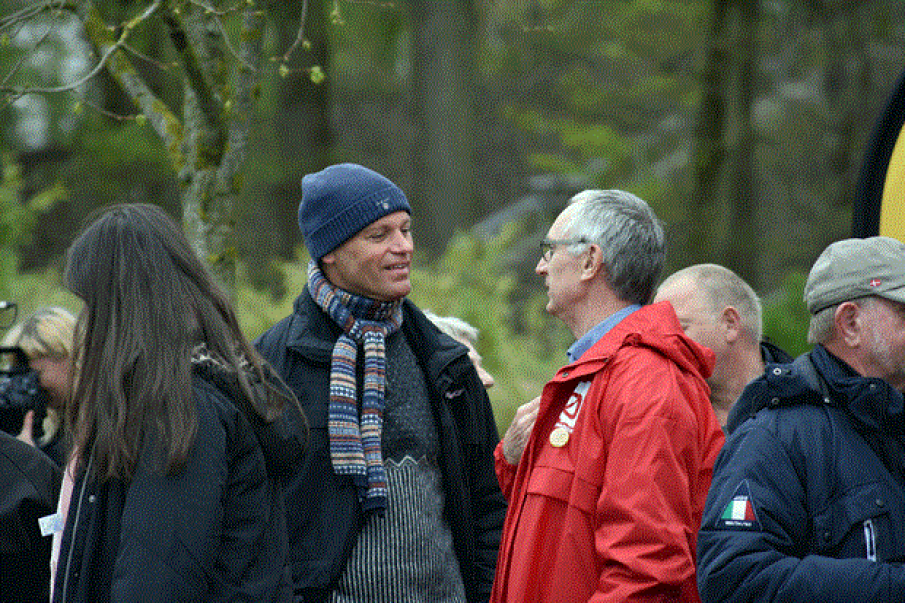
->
xmin=52 ymin=365 xmax=304 ymax=603
xmin=0 ymin=430 xmax=61 ymax=602
xmin=254 ymin=290 xmax=506 ymax=603
xmin=697 ymin=345 xmax=905 ymax=602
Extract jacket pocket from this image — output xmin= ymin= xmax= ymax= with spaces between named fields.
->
xmin=526 ymin=464 xmax=598 ymax=516
xmin=812 ymin=482 xmax=900 ymax=561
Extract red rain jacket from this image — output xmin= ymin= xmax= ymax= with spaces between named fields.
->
xmin=491 ymin=302 xmax=724 ymax=603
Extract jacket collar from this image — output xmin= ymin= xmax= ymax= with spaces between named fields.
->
xmin=288 ymin=288 xmax=467 ymax=381
xmin=567 ymin=304 xmax=640 ymax=362
xmin=811 ymin=344 xmax=905 ymax=436
xmin=551 ymin=301 xmax=714 ymax=383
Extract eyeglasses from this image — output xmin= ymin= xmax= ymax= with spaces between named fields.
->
xmin=539 ymin=237 xmax=589 ymax=262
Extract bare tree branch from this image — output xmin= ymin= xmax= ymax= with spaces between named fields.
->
xmin=160 ymin=7 xmax=232 ymax=184
xmin=1 ymin=2 xmax=75 ymax=98
xmin=169 ymin=0 xmax=262 ymax=290
xmin=185 ymin=0 xmax=246 ymax=17
xmin=121 ymin=41 xmax=176 ymax=73
xmin=77 ymin=97 xmax=138 ymax=121
xmin=280 ymin=0 xmax=308 ymax=63
xmin=2 ymin=0 xmax=299 ymax=293
xmin=183 ymin=0 xmax=256 ymax=72
xmin=74 ymin=0 xmax=184 ymax=167
xmin=4 ymin=36 xmax=122 ymax=99
xmin=0 ymin=0 xmax=68 ymax=31
xmin=1 ymin=1 xmax=161 ymax=100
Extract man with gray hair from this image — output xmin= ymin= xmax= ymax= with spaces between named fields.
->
xmin=654 ymin=264 xmax=791 ymax=428
xmin=424 ymin=311 xmax=496 ymax=390
xmin=697 ymin=236 xmax=905 ymax=602
xmin=491 ymin=189 xmax=724 ymax=603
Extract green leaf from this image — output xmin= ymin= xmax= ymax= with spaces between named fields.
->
xmin=309 ymin=65 xmax=326 ymax=84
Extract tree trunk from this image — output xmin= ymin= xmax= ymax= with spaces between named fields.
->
xmin=822 ymin=1 xmax=872 ymax=214
xmin=78 ymin=0 xmax=267 ymax=295
xmin=686 ymin=0 xmax=730 ymax=265
xmin=410 ymin=0 xmax=477 ymax=259
xmin=272 ymin=0 xmax=332 ymax=258
xmin=688 ymin=0 xmax=760 ymax=285
xmin=723 ymin=0 xmax=759 ymax=284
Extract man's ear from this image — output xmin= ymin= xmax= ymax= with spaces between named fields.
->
xmin=721 ymin=306 xmax=743 ymax=343
xmin=320 ymin=252 xmax=335 ymax=266
xmin=581 ymin=244 xmax=604 ymax=280
xmin=834 ymin=301 xmax=863 ymax=346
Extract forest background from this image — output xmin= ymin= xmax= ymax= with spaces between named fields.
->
xmin=1 ymin=0 xmax=903 ymax=429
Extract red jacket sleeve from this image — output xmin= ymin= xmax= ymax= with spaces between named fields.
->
xmin=494 ymin=439 xmax=519 ymax=500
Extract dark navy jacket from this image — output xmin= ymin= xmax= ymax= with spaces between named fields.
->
xmin=53 ymin=367 xmax=303 ymax=603
xmin=723 ymin=340 xmax=794 ymax=434
xmin=697 ymin=345 xmax=905 ymax=602
xmin=254 ymin=290 xmax=506 ymax=603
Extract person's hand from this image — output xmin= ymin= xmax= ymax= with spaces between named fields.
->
xmin=502 ymin=396 xmax=540 ymax=465
xmin=16 ymin=409 xmax=37 ymax=447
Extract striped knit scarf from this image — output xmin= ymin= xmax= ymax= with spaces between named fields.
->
xmin=307 ymin=261 xmax=404 ymax=513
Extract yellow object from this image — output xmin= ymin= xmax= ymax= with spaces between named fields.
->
xmin=879 ymin=122 xmax=905 ymax=243
xmin=549 ymin=427 xmax=570 ymax=448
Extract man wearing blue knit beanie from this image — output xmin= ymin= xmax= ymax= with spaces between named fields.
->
xmin=255 ymin=163 xmax=505 ymax=603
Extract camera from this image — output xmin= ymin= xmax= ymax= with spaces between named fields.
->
xmin=0 ymin=300 xmax=51 ymax=436
xmin=0 ymin=346 xmax=49 ymax=435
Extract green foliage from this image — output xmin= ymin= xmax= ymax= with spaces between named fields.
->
xmin=64 ymin=116 xmax=182 ymax=217
xmin=237 ymin=247 xmax=311 ymax=339
xmin=0 ymin=155 xmax=66 ymax=299
xmin=0 ymin=267 xmax=80 ymax=322
xmin=762 ymin=270 xmax=812 ymax=358
xmin=329 ymin=0 xmax=408 ymax=92
xmin=79 ymin=119 xmax=170 ymax=168
xmin=526 ymin=152 xmax=582 ymax=176
xmin=490 ymin=0 xmax=708 ymax=219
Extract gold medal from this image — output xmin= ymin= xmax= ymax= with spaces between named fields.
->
xmin=549 ymin=427 xmax=570 ymax=448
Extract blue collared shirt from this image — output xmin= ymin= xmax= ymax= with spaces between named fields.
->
xmin=566 ymin=304 xmax=641 ymax=363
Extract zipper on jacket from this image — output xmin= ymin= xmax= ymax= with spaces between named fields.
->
xmin=864 ymin=518 xmax=877 ymax=561
xmin=59 ymin=453 xmax=92 ymax=603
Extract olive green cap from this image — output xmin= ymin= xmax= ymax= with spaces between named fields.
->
xmin=804 ymin=236 xmax=905 ymax=314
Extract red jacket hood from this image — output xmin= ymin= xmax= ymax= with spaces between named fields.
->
xmin=561 ymin=300 xmax=715 ymax=382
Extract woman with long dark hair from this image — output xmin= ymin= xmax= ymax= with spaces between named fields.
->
xmin=52 ymin=203 xmax=305 ymax=603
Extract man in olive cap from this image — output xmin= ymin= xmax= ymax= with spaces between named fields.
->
xmin=255 ymin=163 xmax=505 ymax=602
xmin=697 ymin=236 xmax=905 ymax=602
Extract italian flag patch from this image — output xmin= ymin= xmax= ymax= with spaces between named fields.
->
xmin=717 ymin=480 xmax=761 ymax=530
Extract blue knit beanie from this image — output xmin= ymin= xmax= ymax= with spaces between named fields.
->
xmin=299 ymin=163 xmax=412 ymax=261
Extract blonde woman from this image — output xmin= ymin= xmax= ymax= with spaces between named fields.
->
xmin=2 ymin=306 xmax=76 ymax=465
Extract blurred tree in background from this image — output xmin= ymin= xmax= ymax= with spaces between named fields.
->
xmin=6 ymin=1 xmax=258 ymax=289
xmin=0 ymin=156 xmax=64 ymax=299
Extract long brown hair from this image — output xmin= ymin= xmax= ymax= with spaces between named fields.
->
xmin=64 ymin=203 xmax=289 ymax=481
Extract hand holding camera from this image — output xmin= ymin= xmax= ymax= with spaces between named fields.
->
xmin=0 ymin=302 xmax=52 ymax=441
